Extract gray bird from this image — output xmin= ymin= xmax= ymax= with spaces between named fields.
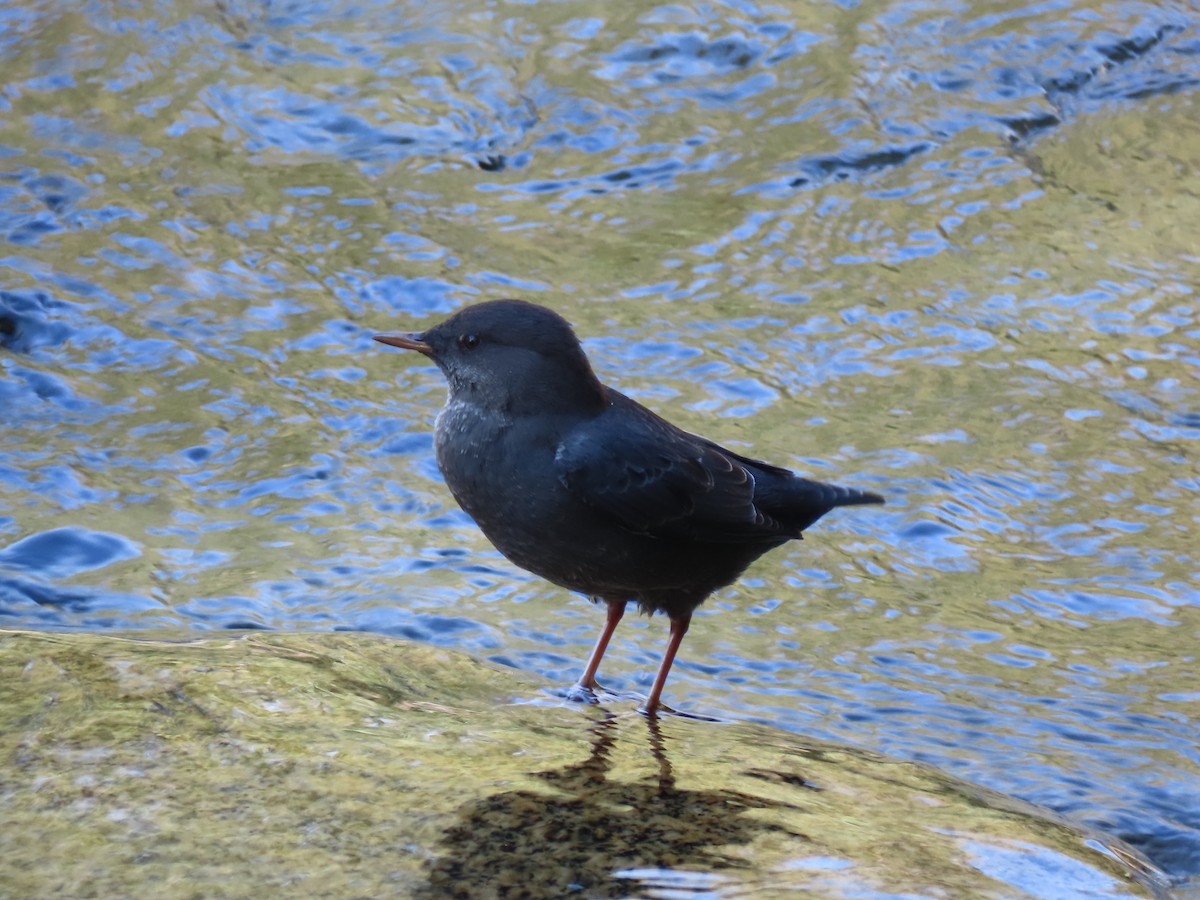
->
xmin=376 ymin=299 xmax=883 ymax=713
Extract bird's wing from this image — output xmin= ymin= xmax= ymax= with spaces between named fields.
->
xmin=554 ymin=391 xmax=798 ymax=543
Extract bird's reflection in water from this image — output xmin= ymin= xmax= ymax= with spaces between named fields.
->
xmin=417 ymin=713 xmax=811 ymax=898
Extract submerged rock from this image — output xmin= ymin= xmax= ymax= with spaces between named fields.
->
xmin=0 ymin=631 xmax=1168 ymax=898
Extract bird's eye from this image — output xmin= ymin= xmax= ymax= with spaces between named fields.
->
xmin=459 ymin=333 xmax=480 ymax=350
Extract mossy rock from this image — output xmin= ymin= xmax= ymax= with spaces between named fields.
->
xmin=0 ymin=630 xmax=1167 ymax=898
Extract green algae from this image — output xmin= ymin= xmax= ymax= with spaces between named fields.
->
xmin=0 ymin=630 xmax=1167 ymax=898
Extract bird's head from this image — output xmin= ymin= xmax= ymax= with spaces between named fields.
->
xmin=375 ymin=299 xmax=607 ymax=416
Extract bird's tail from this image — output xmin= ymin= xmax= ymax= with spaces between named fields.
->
xmin=821 ymin=482 xmax=885 ymax=508
xmin=763 ymin=477 xmax=884 ymax=536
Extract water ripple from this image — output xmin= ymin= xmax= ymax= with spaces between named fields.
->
xmin=1 ymin=0 xmax=1198 ymax=881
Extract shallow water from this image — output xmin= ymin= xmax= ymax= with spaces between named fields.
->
xmin=1 ymin=0 xmax=1198 ymax=889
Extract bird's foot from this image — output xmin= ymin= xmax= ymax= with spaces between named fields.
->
xmin=638 ymin=699 xmax=675 ymax=718
xmin=564 ymin=681 xmax=604 ymax=704
xmin=637 ymin=702 xmax=723 ymax=722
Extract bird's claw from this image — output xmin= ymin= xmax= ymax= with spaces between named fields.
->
xmin=564 ymin=682 xmax=603 ymax=704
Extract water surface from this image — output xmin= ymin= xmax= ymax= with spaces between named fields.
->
xmin=1 ymin=0 xmax=1198 ymax=887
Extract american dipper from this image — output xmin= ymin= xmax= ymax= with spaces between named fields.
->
xmin=375 ymin=300 xmax=883 ymax=713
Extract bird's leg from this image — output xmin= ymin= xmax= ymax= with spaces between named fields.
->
xmin=576 ymin=598 xmax=626 ymax=691
xmin=643 ymin=612 xmax=691 ymax=715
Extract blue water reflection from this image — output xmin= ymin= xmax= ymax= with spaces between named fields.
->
xmin=1 ymin=0 xmax=1198 ymax=884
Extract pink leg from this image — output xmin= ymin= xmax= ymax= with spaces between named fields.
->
xmin=577 ymin=599 xmax=626 ymax=690
xmin=644 ymin=613 xmax=691 ymax=714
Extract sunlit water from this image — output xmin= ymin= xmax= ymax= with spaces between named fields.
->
xmin=1 ymin=0 xmax=1198 ymax=887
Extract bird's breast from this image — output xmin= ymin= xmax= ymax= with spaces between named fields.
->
xmin=433 ymin=399 xmax=565 ymax=528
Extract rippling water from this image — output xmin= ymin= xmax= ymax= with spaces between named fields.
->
xmin=2 ymin=0 xmax=1198 ymax=886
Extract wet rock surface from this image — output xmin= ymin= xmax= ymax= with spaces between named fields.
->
xmin=0 ymin=630 xmax=1168 ymax=898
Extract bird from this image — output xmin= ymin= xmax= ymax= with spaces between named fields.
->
xmin=374 ymin=299 xmax=883 ymax=713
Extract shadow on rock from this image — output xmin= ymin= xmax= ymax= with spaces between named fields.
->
xmin=418 ymin=713 xmax=810 ymax=898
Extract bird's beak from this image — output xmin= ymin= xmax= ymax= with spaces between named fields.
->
xmin=374 ymin=332 xmax=433 ymax=356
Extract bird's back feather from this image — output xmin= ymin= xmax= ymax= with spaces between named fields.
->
xmin=556 ymin=389 xmax=882 ymax=545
